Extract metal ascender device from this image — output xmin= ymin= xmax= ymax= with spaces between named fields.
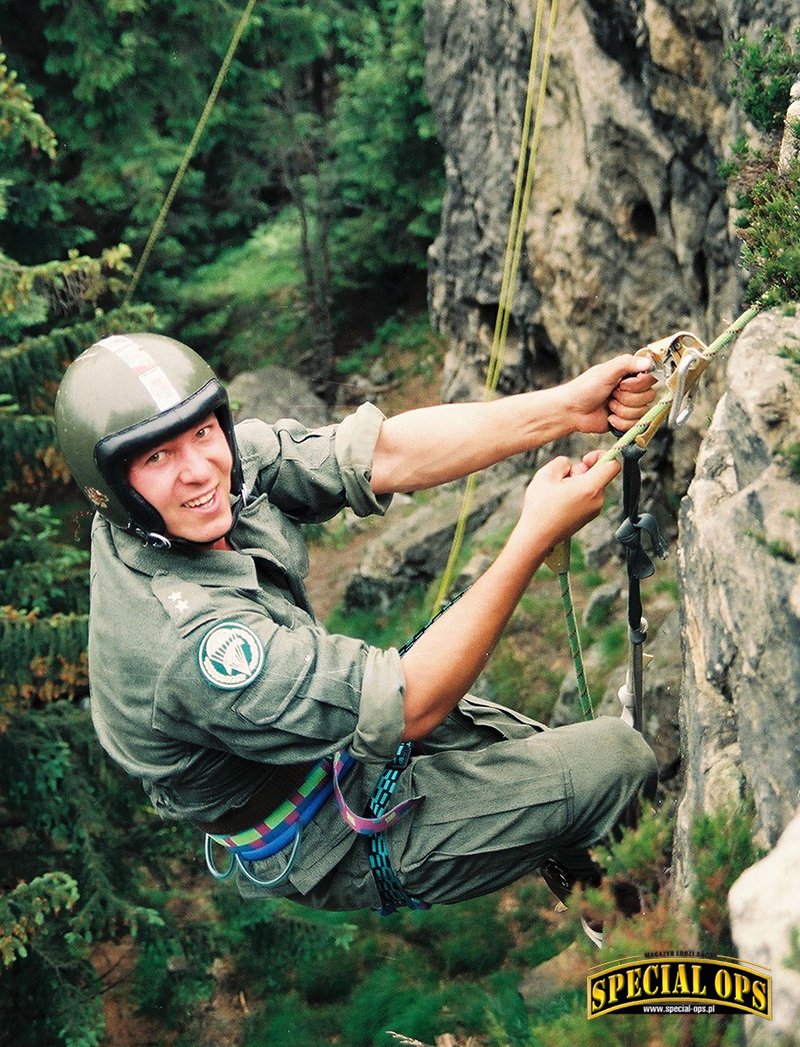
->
xmin=631 ymin=330 xmax=711 ymax=447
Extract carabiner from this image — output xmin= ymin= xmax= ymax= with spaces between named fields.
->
xmin=235 ymin=828 xmax=303 ymax=888
xmin=205 ymin=833 xmax=237 ymax=881
xmin=668 ymin=346 xmax=707 ymax=428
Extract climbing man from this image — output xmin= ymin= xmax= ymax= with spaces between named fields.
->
xmin=54 ymin=332 xmax=658 ymax=928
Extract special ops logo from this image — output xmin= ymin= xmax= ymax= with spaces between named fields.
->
xmin=587 ymin=954 xmax=772 ymax=1019
xmin=198 ymin=621 xmax=265 ymax=689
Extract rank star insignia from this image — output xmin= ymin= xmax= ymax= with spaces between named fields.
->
xmin=168 ymin=591 xmax=190 ymax=613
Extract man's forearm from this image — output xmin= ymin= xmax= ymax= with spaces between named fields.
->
xmin=397 ymin=451 xmax=620 ymax=741
xmin=399 ymin=522 xmax=547 ymax=741
xmin=370 ymin=386 xmax=570 ymax=495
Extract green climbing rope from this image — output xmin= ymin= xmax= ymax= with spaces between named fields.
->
xmin=124 ymin=0 xmax=258 ymax=304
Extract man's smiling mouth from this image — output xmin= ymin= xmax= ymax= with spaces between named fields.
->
xmin=184 ymin=489 xmax=217 ymax=509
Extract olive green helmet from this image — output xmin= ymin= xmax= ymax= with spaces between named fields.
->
xmin=54 ymin=333 xmax=243 ymax=540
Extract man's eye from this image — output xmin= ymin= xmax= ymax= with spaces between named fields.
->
xmin=147 ymin=450 xmax=164 ymax=465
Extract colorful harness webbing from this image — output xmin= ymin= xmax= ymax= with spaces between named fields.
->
xmin=210 ymin=754 xmax=353 ymax=859
xmin=205 ymin=753 xmax=356 ymax=887
xmin=204 ymin=746 xmax=425 ymax=909
xmin=331 ymin=748 xmax=422 ymax=834
xmin=331 ymin=741 xmax=428 ymax=914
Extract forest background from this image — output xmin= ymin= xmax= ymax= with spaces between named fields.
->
xmin=0 ymin=1 xmax=797 ymax=1045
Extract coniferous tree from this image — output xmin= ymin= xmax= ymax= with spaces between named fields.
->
xmin=0 ymin=56 xmax=166 ymax=1046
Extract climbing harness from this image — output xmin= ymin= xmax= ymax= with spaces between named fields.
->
xmin=204 ymin=743 xmax=426 ymax=904
xmin=205 ymin=751 xmax=357 ymax=888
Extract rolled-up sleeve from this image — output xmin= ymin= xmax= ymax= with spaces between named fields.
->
xmin=236 ymin=403 xmax=392 ymax=521
xmin=151 ymin=607 xmax=406 ymax=766
xmin=334 ymin=402 xmax=393 ymax=518
xmin=350 ymin=645 xmax=406 ymax=762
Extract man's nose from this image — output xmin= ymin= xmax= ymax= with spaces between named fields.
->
xmin=177 ymin=445 xmax=213 ymax=483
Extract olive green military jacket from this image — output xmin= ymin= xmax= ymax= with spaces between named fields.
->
xmin=88 ymin=403 xmax=409 ymax=893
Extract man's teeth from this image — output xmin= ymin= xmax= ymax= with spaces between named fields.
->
xmin=186 ymin=491 xmax=214 ymax=508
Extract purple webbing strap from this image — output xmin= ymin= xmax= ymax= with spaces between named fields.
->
xmin=332 ymin=750 xmax=421 ymax=834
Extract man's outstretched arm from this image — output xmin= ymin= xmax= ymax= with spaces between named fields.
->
xmin=369 ymin=354 xmax=653 ymax=495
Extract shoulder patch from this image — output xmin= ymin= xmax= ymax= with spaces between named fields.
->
xmin=198 ymin=621 xmax=265 ymax=690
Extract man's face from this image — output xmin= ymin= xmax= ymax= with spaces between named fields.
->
xmin=126 ymin=414 xmax=234 ymax=547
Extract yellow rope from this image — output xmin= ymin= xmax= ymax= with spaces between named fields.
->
xmin=124 ymin=0 xmax=259 ymax=305
xmin=431 ymin=0 xmax=559 ymax=614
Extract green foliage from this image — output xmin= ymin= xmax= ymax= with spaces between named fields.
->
xmin=2 ymin=0 xmax=442 ymax=359
xmin=175 ymin=208 xmax=305 ymax=372
xmin=0 ymin=606 xmax=88 ymax=714
xmin=1 ymin=0 xmax=287 ymax=270
xmin=328 ymin=0 xmax=445 ymax=290
xmin=0 ymin=59 xmax=179 ymax=1044
xmin=781 ymin=442 xmax=800 ymax=477
xmin=132 ymin=921 xmax=216 ymax=1028
xmin=690 ymin=801 xmax=767 ymax=954
xmin=0 ymin=243 xmax=131 ymax=324
xmin=335 ymin=311 xmax=439 ymax=378
xmin=0 ymin=412 xmax=65 ymax=492
xmin=738 ymin=153 xmax=800 ymax=305
xmin=0 ymin=52 xmax=57 ymax=159
xmin=341 ymin=960 xmax=446 ymax=1047
xmin=0 ymin=871 xmax=78 ymax=967
xmin=593 ymin=801 xmax=674 ymax=898
xmin=723 ymin=28 xmax=800 ymax=306
xmin=0 ymin=705 xmax=177 ymax=1047
xmin=0 ymin=306 xmax=154 ymax=411
xmin=397 ymin=893 xmax=513 ymax=976
xmin=0 ymin=504 xmax=89 ymax=615
xmin=327 ymin=582 xmax=430 ymax=650
xmin=728 ymin=27 xmax=800 ymax=133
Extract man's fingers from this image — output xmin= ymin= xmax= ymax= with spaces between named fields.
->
xmin=612 ymin=387 xmax=656 ymax=407
xmin=616 ymin=370 xmax=656 ymax=392
xmin=541 ymin=455 xmax=573 ymax=479
xmin=609 ymin=395 xmax=652 ymax=418
xmin=581 ymin=449 xmax=604 ymax=469
xmin=587 ymin=455 xmax=622 ymax=486
xmin=602 ymin=354 xmax=654 ymax=386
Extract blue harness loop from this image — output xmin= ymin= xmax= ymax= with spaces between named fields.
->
xmin=204 ymin=753 xmax=356 ymax=888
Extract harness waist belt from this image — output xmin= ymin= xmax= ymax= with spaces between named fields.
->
xmin=208 ymin=753 xmax=355 ymax=862
xmin=204 ymin=746 xmax=425 ymax=910
xmin=196 ymin=758 xmax=318 ymax=836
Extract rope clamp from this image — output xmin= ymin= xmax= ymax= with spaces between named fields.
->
xmin=632 ymin=331 xmax=710 ymax=447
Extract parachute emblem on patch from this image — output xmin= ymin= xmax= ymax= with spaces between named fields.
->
xmin=198 ymin=621 xmax=265 ymax=690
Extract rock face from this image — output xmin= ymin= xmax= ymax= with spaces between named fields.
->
xmin=423 ymin=12 xmax=799 ymax=1038
xmin=425 ymin=0 xmax=797 ymax=416
xmin=729 ymin=812 xmax=800 ymax=1043
xmin=673 ymin=310 xmax=800 ymax=904
xmin=343 ymin=473 xmax=521 ymax=613
xmin=226 ymin=364 xmax=328 ymax=428
xmin=671 ymin=314 xmax=800 ymax=1042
